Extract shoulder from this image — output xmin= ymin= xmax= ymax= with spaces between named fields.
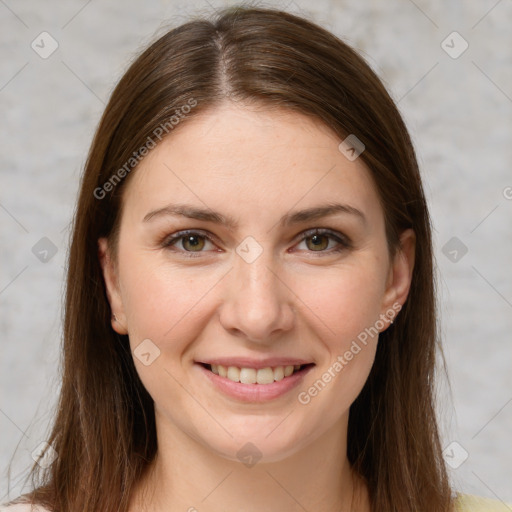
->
xmin=454 ymin=493 xmax=512 ymax=511
xmin=0 ymin=503 xmax=52 ymax=512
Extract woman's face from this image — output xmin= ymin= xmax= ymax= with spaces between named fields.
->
xmin=99 ymin=102 xmax=414 ymax=463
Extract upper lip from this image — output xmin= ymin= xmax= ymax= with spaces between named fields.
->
xmin=196 ymin=357 xmax=314 ymax=369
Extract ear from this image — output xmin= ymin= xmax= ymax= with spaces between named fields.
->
xmin=379 ymin=228 xmax=416 ymax=329
xmin=98 ymin=237 xmax=128 ymax=335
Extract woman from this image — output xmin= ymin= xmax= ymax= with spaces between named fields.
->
xmin=1 ymin=5 xmax=509 ymax=512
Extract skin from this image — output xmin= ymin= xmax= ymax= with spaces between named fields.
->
xmin=99 ymin=102 xmax=415 ymax=512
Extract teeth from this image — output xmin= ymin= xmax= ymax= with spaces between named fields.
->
xmin=273 ymin=366 xmax=284 ymax=381
xmin=240 ymin=367 xmax=257 ymax=384
xmin=227 ymin=366 xmax=240 ymax=382
xmin=209 ymin=364 xmax=304 ymax=384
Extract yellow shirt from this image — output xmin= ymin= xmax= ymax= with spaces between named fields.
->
xmin=455 ymin=493 xmax=512 ymax=511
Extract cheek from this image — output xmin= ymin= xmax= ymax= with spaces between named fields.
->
xmin=291 ymin=260 xmax=385 ymax=411
xmin=116 ymin=253 xmax=225 ymax=406
xmin=291 ymin=259 xmax=387 ymax=346
xmin=118 ymin=250 xmax=222 ymax=349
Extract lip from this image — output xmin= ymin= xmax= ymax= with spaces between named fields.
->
xmin=195 ymin=362 xmax=315 ymax=403
xmin=195 ymin=357 xmax=313 ymax=369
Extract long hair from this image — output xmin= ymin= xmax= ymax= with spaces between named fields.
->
xmin=5 ymin=5 xmax=453 ymax=511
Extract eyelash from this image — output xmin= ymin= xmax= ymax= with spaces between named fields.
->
xmin=160 ymin=228 xmax=352 ymax=258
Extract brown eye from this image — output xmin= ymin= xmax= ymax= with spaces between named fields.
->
xmin=162 ymin=230 xmax=216 ymax=256
xmin=305 ymin=234 xmax=329 ymax=251
xmin=295 ymin=228 xmax=351 ymax=254
xmin=181 ymin=234 xmax=206 ymax=252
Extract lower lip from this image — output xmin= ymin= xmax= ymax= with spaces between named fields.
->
xmin=196 ymin=364 xmax=314 ymax=403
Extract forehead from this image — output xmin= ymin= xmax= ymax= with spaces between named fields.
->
xmin=122 ymin=103 xmax=384 ymax=229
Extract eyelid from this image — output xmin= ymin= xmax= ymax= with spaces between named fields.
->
xmin=160 ymin=229 xmax=219 ymax=256
xmin=294 ymin=227 xmax=352 ymax=250
xmin=160 ymin=227 xmax=352 ymax=256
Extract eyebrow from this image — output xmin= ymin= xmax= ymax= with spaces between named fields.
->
xmin=142 ymin=201 xmax=366 ymax=228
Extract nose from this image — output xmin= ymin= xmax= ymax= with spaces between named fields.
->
xmin=218 ymin=249 xmax=295 ymax=344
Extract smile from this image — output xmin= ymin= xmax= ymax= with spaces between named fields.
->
xmin=203 ymin=363 xmax=312 ymax=384
xmin=195 ymin=362 xmax=315 ymax=402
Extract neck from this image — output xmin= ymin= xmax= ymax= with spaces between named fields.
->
xmin=128 ymin=409 xmax=370 ymax=512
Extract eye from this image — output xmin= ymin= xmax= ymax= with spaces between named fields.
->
xmin=294 ymin=228 xmax=351 ymax=254
xmin=162 ymin=230 xmax=218 ymax=256
xmin=161 ymin=228 xmax=351 ymax=258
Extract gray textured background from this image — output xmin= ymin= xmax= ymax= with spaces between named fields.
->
xmin=1 ymin=0 xmax=511 ymax=505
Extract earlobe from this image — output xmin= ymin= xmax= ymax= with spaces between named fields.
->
xmin=380 ymin=228 xmax=416 ymax=327
xmin=98 ymin=237 xmax=128 ymax=335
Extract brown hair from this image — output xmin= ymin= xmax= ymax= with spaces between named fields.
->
xmin=5 ymin=5 xmax=454 ymax=511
